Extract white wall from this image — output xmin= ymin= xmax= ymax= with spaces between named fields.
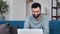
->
xmin=3 ymin=0 xmax=26 ymax=21
xmin=13 ymin=0 xmax=26 ymax=21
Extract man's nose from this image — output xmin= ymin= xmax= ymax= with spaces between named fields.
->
xmin=35 ymin=13 xmax=38 ymax=15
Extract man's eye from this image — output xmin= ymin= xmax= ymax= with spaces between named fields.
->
xmin=37 ymin=11 xmax=39 ymax=12
xmin=33 ymin=11 xmax=35 ymax=12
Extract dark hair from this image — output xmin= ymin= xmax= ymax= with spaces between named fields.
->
xmin=31 ymin=2 xmax=41 ymax=9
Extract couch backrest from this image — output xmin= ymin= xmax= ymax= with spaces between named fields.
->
xmin=0 ymin=21 xmax=24 ymax=29
xmin=49 ymin=20 xmax=60 ymax=34
xmin=0 ymin=21 xmax=60 ymax=34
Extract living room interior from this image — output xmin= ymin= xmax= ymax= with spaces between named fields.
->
xmin=0 ymin=0 xmax=60 ymax=34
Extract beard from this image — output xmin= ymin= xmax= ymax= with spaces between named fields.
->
xmin=33 ymin=14 xmax=40 ymax=18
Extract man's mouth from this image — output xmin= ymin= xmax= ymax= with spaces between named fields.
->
xmin=33 ymin=14 xmax=40 ymax=18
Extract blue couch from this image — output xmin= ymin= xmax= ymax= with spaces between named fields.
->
xmin=0 ymin=21 xmax=24 ymax=29
xmin=0 ymin=20 xmax=60 ymax=34
xmin=49 ymin=20 xmax=60 ymax=34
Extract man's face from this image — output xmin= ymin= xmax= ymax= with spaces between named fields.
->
xmin=32 ymin=7 xmax=41 ymax=18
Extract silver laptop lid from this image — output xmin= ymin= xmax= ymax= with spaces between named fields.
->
xmin=17 ymin=29 xmax=43 ymax=34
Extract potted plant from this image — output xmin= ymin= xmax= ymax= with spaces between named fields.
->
xmin=0 ymin=0 xmax=9 ymax=20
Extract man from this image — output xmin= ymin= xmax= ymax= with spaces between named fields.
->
xmin=24 ymin=2 xmax=49 ymax=34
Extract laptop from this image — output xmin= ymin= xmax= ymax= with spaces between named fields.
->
xmin=17 ymin=29 xmax=43 ymax=34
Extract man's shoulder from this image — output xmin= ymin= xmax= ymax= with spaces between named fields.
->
xmin=41 ymin=15 xmax=49 ymax=24
xmin=41 ymin=15 xmax=47 ymax=18
xmin=41 ymin=15 xmax=48 ymax=20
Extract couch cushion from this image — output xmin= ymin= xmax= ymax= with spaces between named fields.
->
xmin=0 ymin=23 xmax=10 ymax=34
